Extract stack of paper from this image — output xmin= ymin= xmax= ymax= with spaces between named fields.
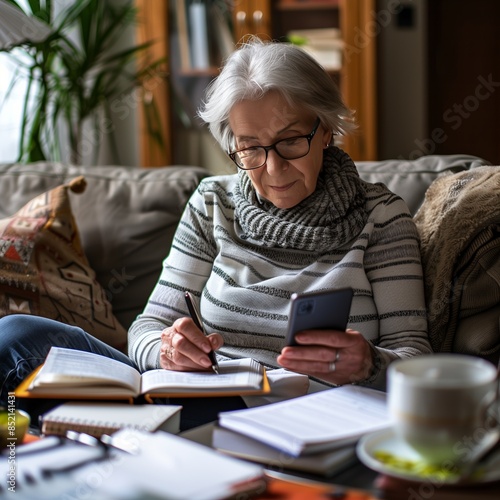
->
xmin=218 ymin=385 xmax=392 ymax=457
xmin=213 ymin=426 xmax=357 ymax=477
xmin=96 ymin=429 xmax=267 ymax=499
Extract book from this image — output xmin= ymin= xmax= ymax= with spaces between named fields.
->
xmin=288 ymin=28 xmax=344 ymax=72
xmin=218 ymin=385 xmax=391 ymax=457
xmin=175 ymin=0 xmax=191 ymax=71
xmin=189 ymin=0 xmax=210 ymax=69
xmin=40 ymin=402 xmax=182 ymax=438
xmin=95 ymin=428 xmax=267 ymax=499
xmin=15 ymin=347 xmax=269 ymax=403
xmin=212 ymin=426 xmax=357 ymax=477
xmin=209 ymin=3 xmax=234 ymax=62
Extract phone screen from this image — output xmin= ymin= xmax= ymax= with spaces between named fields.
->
xmin=285 ymin=287 xmax=353 ymax=346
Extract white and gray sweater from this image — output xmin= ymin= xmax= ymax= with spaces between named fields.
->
xmin=128 ymin=148 xmax=431 ymax=390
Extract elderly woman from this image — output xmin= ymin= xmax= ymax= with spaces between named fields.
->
xmin=0 ymin=40 xmax=430 ymax=427
xmin=129 ymin=40 xmax=431 ymax=391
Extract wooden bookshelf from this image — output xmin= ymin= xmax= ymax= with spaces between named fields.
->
xmin=135 ymin=0 xmax=171 ymax=167
xmin=236 ymin=0 xmax=377 ymax=161
xmin=135 ymin=0 xmax=377 ymax=167
xmin=275 ymin=0 xmax=341 ymax=11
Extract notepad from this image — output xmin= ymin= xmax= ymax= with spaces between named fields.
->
xmin=40 ymin=402 xmax=182 ymax=438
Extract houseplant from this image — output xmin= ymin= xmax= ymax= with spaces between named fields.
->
xmin=1 ymin=0 xmax=165 ymax=164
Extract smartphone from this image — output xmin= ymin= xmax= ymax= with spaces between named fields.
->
xmin=285 ymin=287 xmax=353 ymax=346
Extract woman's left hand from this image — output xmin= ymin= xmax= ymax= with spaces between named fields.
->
xmin=276 ymin=328 xmax=374 ymax=385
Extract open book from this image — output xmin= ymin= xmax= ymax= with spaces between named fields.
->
xmin=15 ymin=347 xmax=269 ymax=403
xmin=218 ymin=385 xmax=391 ymax=457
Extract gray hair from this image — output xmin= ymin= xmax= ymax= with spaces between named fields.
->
xmin=198 ymin=38 xmax=356 ymax=152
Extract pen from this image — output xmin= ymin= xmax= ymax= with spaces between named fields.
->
xmin=184 ymin=291 xmax=220 ymax=374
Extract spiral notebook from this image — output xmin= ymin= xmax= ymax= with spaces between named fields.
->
xmin=40 ymin=402 xmax=182 ymax=438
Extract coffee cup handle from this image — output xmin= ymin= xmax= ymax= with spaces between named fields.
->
xmin=482 ymin=388 xmax=500 ymax=430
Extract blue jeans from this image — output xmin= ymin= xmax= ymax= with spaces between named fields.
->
xmin=0 ymin=315 xmax=135 ymax=414
xmin=0 ymin=315 xmax=246 ymax=431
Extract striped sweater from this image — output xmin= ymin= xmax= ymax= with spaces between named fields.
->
xmin=128 ymin=148 xmax=431 ymax=390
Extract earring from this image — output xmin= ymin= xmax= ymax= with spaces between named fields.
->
xmin=325 ymin=132 xmax=335 ymax=148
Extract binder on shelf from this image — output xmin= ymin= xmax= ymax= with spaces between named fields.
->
xmin=189 ymin=0 xmax=210 ymax=70
xmin=175 ymin=0 xmax=191 ymax=71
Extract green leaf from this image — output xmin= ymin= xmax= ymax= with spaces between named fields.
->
xmin=3 ymin=0 xmax=165 ymax=164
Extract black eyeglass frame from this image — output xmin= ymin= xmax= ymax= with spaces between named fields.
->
xmin=228 ymin=118 xmax=322 ymax=170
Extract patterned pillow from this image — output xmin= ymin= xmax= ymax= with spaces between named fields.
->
xmin=0 ymin=176 xmax=127 ymax=352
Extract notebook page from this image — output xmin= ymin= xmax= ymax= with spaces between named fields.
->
xmin=218 ymin=385 xmax=391 ymax=456
xmin=33 ymin=347 xmax=140 ymax=392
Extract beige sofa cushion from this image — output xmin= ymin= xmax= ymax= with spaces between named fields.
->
xmin=0 ymin=177 xmax=127 ymax=350
xmin=356 ymin=154 xmax=487 ymax=215
xmin=0 ymin=155 xmax=488 ymax=343
xmin=0 ymin=163 xmax=209 ymax=330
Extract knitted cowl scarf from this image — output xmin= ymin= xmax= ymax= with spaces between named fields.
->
xmin=233 ymin=147 xmax=368 ymax=252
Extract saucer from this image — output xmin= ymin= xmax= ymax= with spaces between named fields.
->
xmin=356 ymin=428 xmax=500 ymax=485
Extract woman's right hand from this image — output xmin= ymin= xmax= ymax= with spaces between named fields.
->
xmin=159 ymin=317 xmax=223 ymax=371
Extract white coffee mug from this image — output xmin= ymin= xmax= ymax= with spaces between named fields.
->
xmin=388 ymin=354 xmax=499 ymax=465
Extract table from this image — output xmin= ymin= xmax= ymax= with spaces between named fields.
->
xmin=12 ymin=421 xmax=500 ymax=499
xmin=180 ymin=422 xmax=380 ymax=495
xmin=180 ymin=423 xmax=500 ymax=500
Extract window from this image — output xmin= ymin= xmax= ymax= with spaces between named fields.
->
xmin=0 ymin=53 xmax=34 ymax=162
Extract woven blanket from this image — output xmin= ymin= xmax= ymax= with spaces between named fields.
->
xmin=414 ymin=166 xmax=500 ymax=360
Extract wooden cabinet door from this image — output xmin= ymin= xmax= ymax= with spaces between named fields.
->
xmin=233 ymin=0 xmax=272 ymax=44
xmin=339 ymin=0 xmax=377 ymax=161
xmin=135 ymin=0 xmax=171 ymax=167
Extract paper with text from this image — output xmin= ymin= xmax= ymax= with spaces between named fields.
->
xmin=219 ymin=385 xmax=392 ymax=456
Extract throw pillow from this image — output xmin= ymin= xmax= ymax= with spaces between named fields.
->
xmin=0 ymin=176 xmax=127 ymax=352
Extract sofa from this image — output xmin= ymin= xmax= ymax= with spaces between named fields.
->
xmin=0 ymin=153 xmax=498 ymax=363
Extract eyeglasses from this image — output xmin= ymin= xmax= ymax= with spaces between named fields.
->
xmin=228 ymin=118 xmax=321 ymax=170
